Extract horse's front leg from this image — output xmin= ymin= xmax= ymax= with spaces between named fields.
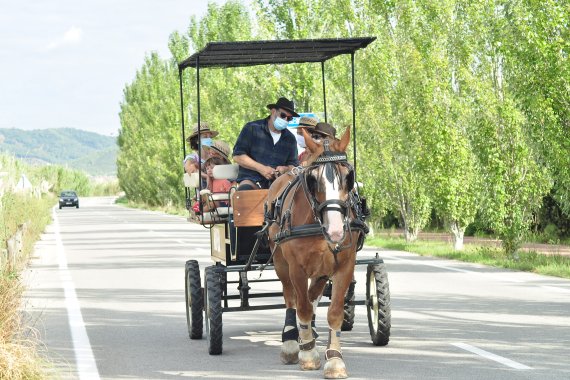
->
xmin=274 ymin=248 xmax=299 ymax=364
xmin=308 ymin=276 xmax=328 ymax=338
xmin=324 ymin=262 xmax=355 ymax=379
xmin=290 ymin=266 xmax=321 ymax=371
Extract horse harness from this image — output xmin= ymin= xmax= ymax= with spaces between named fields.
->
xmin=259 ymin=142 xmax=369 ymax=259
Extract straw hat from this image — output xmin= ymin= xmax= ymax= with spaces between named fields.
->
xmin=186 ymin=122 xmax=219 ymax=142
xmin=298 ymin=116 xmax=318 ymax=129
xmin=206 ymin=140 xmax=231 ymax=161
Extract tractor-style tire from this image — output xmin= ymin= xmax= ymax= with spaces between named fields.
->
xmin=205 ymin=266 xmax=223 ymax=355
xmin=366 ymin=263 xmax=391 ymax=346
xmin=185 ymin=260 xmax=203 ymax=339
xmin=341 ymin=280 xmax=356 ymax=331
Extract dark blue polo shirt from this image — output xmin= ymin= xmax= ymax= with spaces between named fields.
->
xmin=233 ymin=117 xmax=299 ymax=184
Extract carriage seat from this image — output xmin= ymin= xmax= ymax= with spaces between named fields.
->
xmin=185 ymin=165 xmax=238 ymax=224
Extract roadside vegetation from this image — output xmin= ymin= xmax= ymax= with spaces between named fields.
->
xmin=367 ymin=236 xmax=570 ymax=279
xmin=1 ymin=152 xmax=99 ymax=379
xmin=117 ymin=0 xmax=569 ymax=260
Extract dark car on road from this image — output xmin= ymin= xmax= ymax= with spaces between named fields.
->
xmin=59 ymin=190 xmax=79 ymax=209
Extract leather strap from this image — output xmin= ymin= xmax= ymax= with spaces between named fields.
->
xmin=298 ymin=338 xmax=316 ymax=351
xmin=325 ymin=349 xmax=343 ymax=360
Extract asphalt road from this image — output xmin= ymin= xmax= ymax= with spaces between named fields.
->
xmin=24 ymin=197 xmax=570 ymax=380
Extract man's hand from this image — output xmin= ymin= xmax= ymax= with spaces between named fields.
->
xmin=275 ymin=166 xmax=290 ymax=176
xmin=258 ymin=165 xmax=276 ymax=180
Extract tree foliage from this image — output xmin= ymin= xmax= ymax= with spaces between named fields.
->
xmin=117 ymin=0 xmax=569 ymax=255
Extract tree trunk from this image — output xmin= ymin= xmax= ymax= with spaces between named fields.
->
xmin=404 ymin=227 xmax=418 ymax=242
xmin=450 ymin=220 xmax=464 ymax=251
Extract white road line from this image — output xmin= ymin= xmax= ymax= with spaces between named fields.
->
xmin=541 ymin=285 xmax=570 ymax=293
xmin=53 ymin=209 xmax=101 ymax=380
xmin=451 ymin=342 xmax=532 ymax=370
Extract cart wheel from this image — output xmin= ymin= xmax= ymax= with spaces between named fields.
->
xmin=366 ymin=262 xmax=391 ymax=346
xmin=341 ymin=280 xmax=356 ymax=331
xmin=205 ymin=266 xmax=223 ymax=355
xmin=185 ymin=260 xmax=203 ymax=339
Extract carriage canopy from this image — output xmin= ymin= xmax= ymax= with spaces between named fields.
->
xmin=178 ymin=37 xmax=376 ymax=70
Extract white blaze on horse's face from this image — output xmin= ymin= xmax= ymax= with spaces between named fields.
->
xmin=321 ymin=165 xmax=345 ymax=243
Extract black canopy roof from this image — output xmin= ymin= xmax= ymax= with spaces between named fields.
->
xmin=178 ymin=37 xmax=376 ymax=70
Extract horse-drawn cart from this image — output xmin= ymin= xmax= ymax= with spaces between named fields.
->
xmin=178 ymin=38 xmax=391 ymax=376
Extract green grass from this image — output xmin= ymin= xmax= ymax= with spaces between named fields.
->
xmin=367 ymin=236 xmax=570 ymax=279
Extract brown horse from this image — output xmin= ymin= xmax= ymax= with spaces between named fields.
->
xmin=265 ymin=127 xmax=361 ymax=379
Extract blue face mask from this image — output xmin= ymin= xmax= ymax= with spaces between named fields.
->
xmin=201 ymin=137 xmax=213 ymax=147
xmin=274 ymin=117 xmax=289 ymax=131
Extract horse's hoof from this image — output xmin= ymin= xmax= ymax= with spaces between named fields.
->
xmin=324 ymin=358 xmax=348 ymax=379
xmin=299 ymin=348 xmax=321 ymax=370
xmin=280 ymin=340 xmax=299 ymax=364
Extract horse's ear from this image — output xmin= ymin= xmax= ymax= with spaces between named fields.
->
xmin=337 ymin=127 xmax=351 ymax=152
xmin=303 ymin=128 xmax=318 ymax=153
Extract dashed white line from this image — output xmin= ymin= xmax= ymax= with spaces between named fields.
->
xmin=54 ymin=208 xmax=101 ymax=380
xmin=452 ymin=342 xmax=532 ymax=370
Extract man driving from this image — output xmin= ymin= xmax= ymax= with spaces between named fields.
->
xmin=232 ymin=97 xmax=300 ymax=190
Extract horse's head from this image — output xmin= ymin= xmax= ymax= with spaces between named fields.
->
xmin=301 ymin=127 xmax=354 ymax=243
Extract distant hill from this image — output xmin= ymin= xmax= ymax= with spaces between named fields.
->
xmin=0 ymin=128 xmax=117 ymax=175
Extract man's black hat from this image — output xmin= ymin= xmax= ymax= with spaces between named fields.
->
xmin=266 ymin=97 xmax=300 ymax=117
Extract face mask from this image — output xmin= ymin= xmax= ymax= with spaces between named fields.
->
xmin=201 ymin=137 xmax=213 ymax=147
xmin=273 ymin=117 xmax=289 ymax=131
xmin=295 ymin=133 xmax=306 ymax=148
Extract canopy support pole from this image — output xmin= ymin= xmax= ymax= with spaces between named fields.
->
xmin=178 ymin=68 xmax=189 ymax=209
xmin=321 ymin=61 xmax=327 ymax=123
xmin=351 ymin=53 xmax=357 ymax=181
xmin=196 ymin=57 xmax=204 ymax=216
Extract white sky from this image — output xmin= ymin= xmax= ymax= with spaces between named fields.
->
xmin=0 ymin=0 xmax=226 ymax=136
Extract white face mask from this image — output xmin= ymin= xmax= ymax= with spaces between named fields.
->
xmin=295 ymin=133 xmax=306 ymax=148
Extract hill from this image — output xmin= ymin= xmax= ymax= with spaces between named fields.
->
xmin=0 ymin=128 xmax=117 ymax=175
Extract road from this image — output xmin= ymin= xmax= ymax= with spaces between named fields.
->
xmin=24 ymin=197 xmax=570 ymax=380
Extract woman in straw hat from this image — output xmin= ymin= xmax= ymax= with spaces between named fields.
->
xmin=183 ymin=122 xmax=219 ymax=175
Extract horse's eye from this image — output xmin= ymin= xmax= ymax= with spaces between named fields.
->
xmin=345 ymin=170 xmax=355 ymax=191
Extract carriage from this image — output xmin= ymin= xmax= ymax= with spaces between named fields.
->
xmin=178 ymin=38 xmax=391 ymax=369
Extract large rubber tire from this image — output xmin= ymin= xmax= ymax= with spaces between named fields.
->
xmin=366 ymin=263 xmax=391 ymax=346
xmin=185 ymin=260 xmax=203 ymax=339
xmin=205 ymin=266 xmax=223 ymax=355
xmin=341 ymin=280 xmax=356 ymax=331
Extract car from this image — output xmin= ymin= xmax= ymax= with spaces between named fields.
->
xmin=59 ymin=190 xmax=79 ymax=209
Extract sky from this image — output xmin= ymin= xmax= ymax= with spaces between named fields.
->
xmin=0 ymin=0 xmax=225 ymax=136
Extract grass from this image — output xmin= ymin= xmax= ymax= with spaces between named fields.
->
xmin=367 ymin=236 xmax=570 ymax=279
xmin=1 ymin=193 xmax=56 ymax=379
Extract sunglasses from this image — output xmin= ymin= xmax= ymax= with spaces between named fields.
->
xmin=311 ymin=133 xmax=325 ymax=140
xmin=278 ymin=111 xmax=294 ymax=122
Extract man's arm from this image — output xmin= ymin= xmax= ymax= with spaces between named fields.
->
xmin=234 ymin=154 xmax=275 ymax=180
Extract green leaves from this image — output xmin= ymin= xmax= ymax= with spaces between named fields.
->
xmin=117 ymin=0 xmax=567 ymax=253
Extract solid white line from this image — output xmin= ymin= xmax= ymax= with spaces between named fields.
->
xmin=540 ymin=285 xmax=570 ymax=293
xmin=53 ymin=208 xmax=101 ymax=380
xmin=452 ymin=342 xmax=532 ymax=370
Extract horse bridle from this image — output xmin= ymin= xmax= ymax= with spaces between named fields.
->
xmin=300 ymin=140 xmax=355 ymax=246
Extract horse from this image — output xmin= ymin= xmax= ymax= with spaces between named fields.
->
xmin=264 ymin=127 xmax=365 ymax=379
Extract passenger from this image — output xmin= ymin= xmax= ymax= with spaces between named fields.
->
xmin=298 ymin=122 xmax=337 ymax=165
xmin=201 ymin=155 xmax=233 ymax=212
xmin=232 ymin=97 xmax=300 ymax=190
xmin=205 ymin=140 xmax=232 ymax=166
xmin=184 ymin=122 xmax=217 ymax=175
xmin=295 ymin=116 xmax=318 ymax=163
